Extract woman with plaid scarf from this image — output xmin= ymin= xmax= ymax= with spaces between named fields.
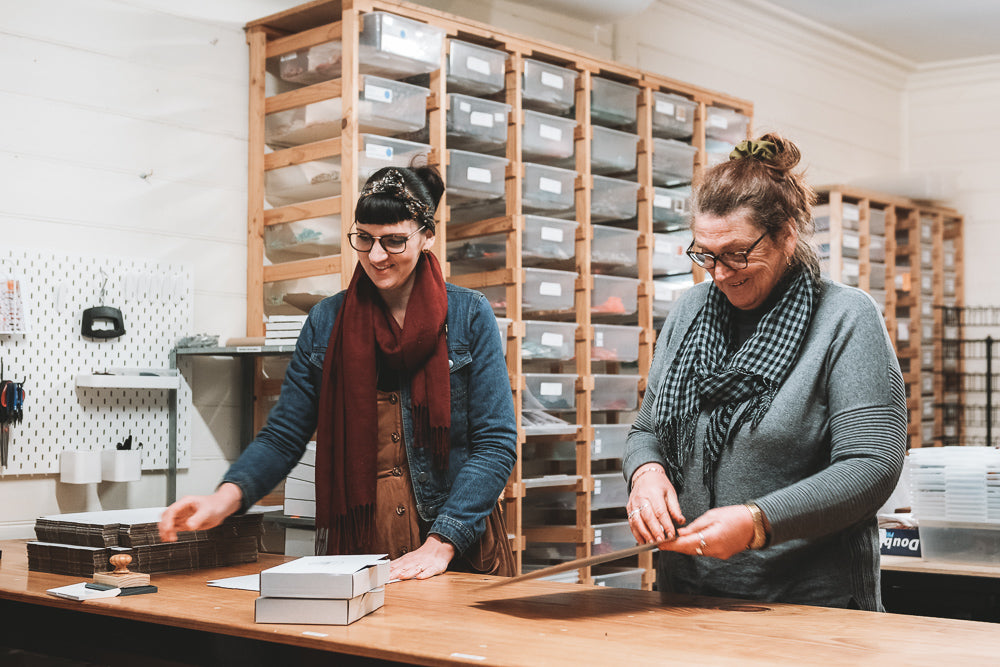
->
xmin=624 ymin=133 xmax=906 ymax=611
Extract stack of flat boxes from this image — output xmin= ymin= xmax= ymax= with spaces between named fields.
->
xmin=284 ymin=442 xmax=317 ymax=556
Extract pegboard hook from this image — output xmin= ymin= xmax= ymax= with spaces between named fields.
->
xmin=99 ymin=269 xmax=110 ymax=306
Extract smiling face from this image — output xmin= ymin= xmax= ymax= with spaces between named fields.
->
xmin=691 ymin=211 xmax=797 ymax=310
xmin=355 ymin=219 xmax=435 ymax=303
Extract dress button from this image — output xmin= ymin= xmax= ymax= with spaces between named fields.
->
xmin=391 ymin=432 xmax=401 ymax=443
xmin=417 ymin=472 xmax=429 ymax=483
xmin=389 ymin=394 xmax=398 ymax=404
xmin=396 ymin=505 xmax=406 ymax=516
xmin=392 ymin=466 xmax=403 ymax=477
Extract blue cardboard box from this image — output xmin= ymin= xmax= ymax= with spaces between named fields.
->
xmin=879 ymin=527 xmax=921 ymax=557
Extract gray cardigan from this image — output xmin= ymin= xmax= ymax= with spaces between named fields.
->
xmin=624 ymin=279 xmax=907 ymax=610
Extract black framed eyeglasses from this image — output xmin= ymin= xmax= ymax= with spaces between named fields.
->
xmin=348 ymin=226 xmax=426 ymax=254
xmin=686 ymin=231 xmax=769 ymax=270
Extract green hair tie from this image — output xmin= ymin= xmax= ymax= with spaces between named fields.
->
xmin=729 ymin=139 xmax=777 ymax=162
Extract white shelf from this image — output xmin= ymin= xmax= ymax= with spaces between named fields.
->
xmin=75 ymin=373 xmax=180 ymax=389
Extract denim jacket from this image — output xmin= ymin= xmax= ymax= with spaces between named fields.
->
xmin=223 ymin=283 xmax=517 ymax=554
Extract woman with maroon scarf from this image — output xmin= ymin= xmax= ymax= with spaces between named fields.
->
xmin=160 ymin=166 xmax=518 ymax=580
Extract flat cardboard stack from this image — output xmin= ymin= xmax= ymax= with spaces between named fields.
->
xmin=284 ymin=442 xmax=317 ymax=557
xmin=255 ymin=554 xmax=389 ymax=625
xmin=265 ymin=314 xmax=308 ymax=346
xmin=28 ymin=507 xmax=262 ymax=577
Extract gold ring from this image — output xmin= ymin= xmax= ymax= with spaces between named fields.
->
xmin=698 ymin=531 xmax=708 ymax=556
xmin=695 ymin=545 xmax=704 ymax=556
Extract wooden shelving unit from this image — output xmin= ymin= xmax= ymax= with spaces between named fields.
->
xmin=244 ymin=0 xmax=753 ymax=588
xmin=815 ymin=185 xmax=964 ymax=449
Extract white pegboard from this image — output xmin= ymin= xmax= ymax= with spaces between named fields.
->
xmin=0 ymin=248 xmax=192 ymax=476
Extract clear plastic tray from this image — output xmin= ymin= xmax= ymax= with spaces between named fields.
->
xmin=592 ymin=424 xmax=631 ymax=460
xmin=264 ymin=214 xmax=342 ymax=264
xmin=446 ymin=94 xmax=510 ymax=152
xmin=591 ymin=472 xmax=628 ymax=509
xmin=653 ymin=229 xmax=693 ymax=276
xmin=651 ymin=138 xmax=697 ymax=186
xmin=652 ymin=91 xmax=696 ymax=140
xmin=264 ymin=274 xmax=341 ymax=317
xmin=522 ymin=58 xmax=577 ymax=115
xmin=592 ymin=275 xmax=639 ymax=319
xmin=480 ymin=267 xmax=578 ymax=317
xmin=590 ymin=77 xmax=637 ymax=128
xmin=446 ymin=149 xmax=508 ymax=206
xmin=591 ymin=175 xmax=639 ymax=223
xmin=592 ymin=374 xmax=640 ymax=411
xmin=652 ymin=185 xmax=691 ymax=232
xmin=523 ymin=320 xmax=577 ymax=360
xmin=447 ymin=217 xmax=577 ymax=273
xmin=705 ymin=106 xmax=750 ymax=149
xmin=278 ymin=40 xmax=342 ymax=85
xmin=523 ymin=163 xmax=577 ymax=215
xmin=591 ymin=126 xmax=639 ymax=175
xmin=358 ymin=11 xmax=445 ymax=79
xmin=524 ymin=372 xmax=577 ymax=411
xmin=591 ymin=225 xmax=638 ymax=274
xmin=522 ymin=110 xmax=577 ymax=162
xmin=592 ymin=324 xmax=640 ymax=363
xmin=446 ymin=39 xmax=506 ymax=95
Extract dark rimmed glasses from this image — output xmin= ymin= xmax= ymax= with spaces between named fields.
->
xmin=686 ymin=231 xmax=769 ymax=270
xmin=348 ymin=226 xmax=426 ymax=254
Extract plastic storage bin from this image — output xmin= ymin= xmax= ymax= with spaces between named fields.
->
xmin=653 ymin=230 xmax=693 ymax=276
xmin=264 ymin=274 xmax=341 ymax=317
xmin=652 ymin=185 xmax=691 ymax=231
xmin=591 ymin=225 xmax=638 ymax=274
xmin=591 ymin=473 xmax=628 ymax=509
xmin=653 ymin=275 xmax=695 ymax=319
xmin=651 ymin=91 xmax=696 ymax=141
xmin=591 ymin=175 xmax=639 ymax=223
xmin=593 ymin=424 xmax=631 ymax=460
xmin=592 ymin=275 xmax=639 ymax=318
xmin=705 ymin=106 xmax=750 ymax=150
xmin=523 ymin=320 xmax=577 ymax=360
xmin=591 ymin=126 xmax=639 ymax=175
xmin=593 ymin=522 xmax=637 ymax=553
xmin=590 ymin=77 xmax=637 ymax=128
xmin=277 ymin=40 xmax=342 ymax=85
xmin=524 ymin=373 xmax=577 ymax=411
xmin=522 ymin=59 xmax=577 ymax=115
xmin=593 ymin=324 xmax=640 ymax=363
xmin=592 ymin=374 xmax=640 ymax=411
xmin=446 ymin=94 xmax=510 ymax=152
xmin=592 ymin=567 xmax=644 ymax=589
xmin=919 ymin=521 xmax=1000 ymax=564
xmin=523 ymin=163 xmax=577 ymax=215
xmin=446 ymin=39 xmax=506 ymax=95
xmin=446 ymin=150 xmax=508 ymax=206
xmin=447 ymin=216 xmax=576 ymax=272
xmin=358 ymin=11 xmax=445 ymax=79
xmin=522 ymin=110 xmax=577 ymax=163
xmin=651 ymin=138 xmax=697 ymax=186
xmin=264 ymin=214 xmax=342 ymax=264
xmin=481 ymin=267 xmax=578 ymax=317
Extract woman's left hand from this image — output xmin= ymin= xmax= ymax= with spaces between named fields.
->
xmin=659 ymin=505 xmax=755 ymax=560
xmin=390 ymin=534 xmax=455 ymax=580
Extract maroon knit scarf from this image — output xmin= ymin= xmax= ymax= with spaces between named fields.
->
xmin=315 ymin=252 xmax=450 ymax=554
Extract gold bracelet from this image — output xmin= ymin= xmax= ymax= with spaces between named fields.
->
xmin=631 ymin=464 xmax=666 ymax=485
xmin=744 ymin=502 xmax=769 ymax=550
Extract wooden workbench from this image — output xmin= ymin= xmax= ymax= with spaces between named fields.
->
xmin=1 ymin=540 xmax=998 ymax=666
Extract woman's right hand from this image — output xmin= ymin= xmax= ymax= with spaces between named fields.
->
xmin=626 ymin=463 xmax=685 ymax=545
xmin=158 ymin=482 xmax=243 ymax=542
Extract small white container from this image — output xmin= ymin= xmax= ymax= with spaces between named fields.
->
xmin=358 ymin=11 xmax=445 ymax=79
xmin=590 ymin=77 xmax=637 ymax=129
xmin=446 ymin=94 xmax=510 ymax=152
xmin=592 ymin=374 xmax=641 ymax=411
xmin=60 ymin=451 xmax=102 ymax=484
xmin=593 ymin=324 xmax=641 ymax=363
xmin=446 ymin=39 xmax=507 ymax=95
xmin=651 ymin=91 xmax=696 ymax=141
xmin=591 ymin=126 xmax=639 ymax=175
xmin=522 ymin=59 xmax=577 ymax=115
xmin=101 ymin=449 xmax=142 ymax=483
xmin=591 ymin=175 xmax=639 ymax=223
xmin=651 ymin=138 xmax=697 ymax=186
xmin=522 ymin=110 xmax=577 ymax=162
xmin=592 ymin=275 xmax=639 ymax=318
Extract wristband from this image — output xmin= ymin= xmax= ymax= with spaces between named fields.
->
xmin=744 ymin=502 xmax=769 ymax=550
xmin=631 ymin=464 xmax=666 ymax=485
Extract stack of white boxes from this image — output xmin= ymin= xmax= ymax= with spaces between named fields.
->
xmin=255 ymin=555 xmax=389 ymax=625
xmin=265 ymin=314 xmax=308 ymax=346
xmin=284 ymin=442 xmax=317 ymax=557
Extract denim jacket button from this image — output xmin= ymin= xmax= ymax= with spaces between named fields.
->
xmin=392 ymin=466 xmax=403 ymax=476
xmin=448 ymin=359 xmax=454 ymax=368
xmin=395 ymin=505 xmax=406 ymax=516
xmin=391 ymin=432 xmax=400 ymax=443
xmin=417 ymin=472 xmax=429 ymax=483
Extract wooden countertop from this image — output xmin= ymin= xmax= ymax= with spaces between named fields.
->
xmin=2 ymin=540 xmax=999 ymax=666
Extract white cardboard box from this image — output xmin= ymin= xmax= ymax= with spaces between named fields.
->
xmin=255 ymin=588 xmax=385 ymax=625
xmin=260 ymin=554 xmax=390 ymax=599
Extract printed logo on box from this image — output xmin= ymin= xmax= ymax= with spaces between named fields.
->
xmin=879 ymin=528 xmax=921 ymax=557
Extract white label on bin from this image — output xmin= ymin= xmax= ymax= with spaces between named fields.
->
xmin=844 ymin=206 xmax=860 ymax=221
xmin=843 ymin=234 xmax=860 ymax=249
xmin=708 ymin=114 xmax=728 ymax=129
xmin=540 ymin=226 xmax=564 ymax=243
xmin=593 ymin=479 xmax=602 ymax=494
xmin=466 ymin=55 xmax=491 ymax=75
xmin=459 ymin=101 xmax=472 ymax=113
xmin=539 ymin=123 xmax=563 ymax=142
xmin=593 ymin=438 xmax=602 ymax=454
xmin=594 ymin=529 xmax=603 ymax=545
xmin=655 ymin=282 xmax=672 ymax=301
xmin=540 ymin=382 xmax=563 ymax=396
xmin=366 ymin=143 xmax=393 ymax=160
xmin=470 ymin=110 xmax=494 ymax=128
xmin=594 ymin=331 xmax=605 ymax=347
xmin=897 ymin=321 xmax=909 ymax=341
xmin=540 ymin=332 xmax=564 ymax=348
xmin=540 ymin=70 xmax=565 ymax=90
xmin=466 ymin=166 xmax=492 ymax=184
xmin=655 ymin=99 xmax=675 ymax=116
xmin=653 ymin=194 xmax=671 ymax=209
xmin=538 ymin=281 xmax=562 ymax=297
xmin=364 ymin=84 xmax=393 ymax=103
xmin=538 ymin=177 xmax=562 ymax=194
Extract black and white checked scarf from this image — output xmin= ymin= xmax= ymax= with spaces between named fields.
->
xmin=653 ymin=269 xmax=816 ymax=505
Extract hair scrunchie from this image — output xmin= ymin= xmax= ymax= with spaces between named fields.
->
xmin=729 ymin=139 xmax=777 ymax=162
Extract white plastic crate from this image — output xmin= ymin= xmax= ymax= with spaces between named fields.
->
xmin=522 ymin=58 xmax=577 ymax=115
xmin=446 ymin=39 xmax=506 ymax=95
xmin=446 ymin=94 xmax=510 ymax=152
xmin=590 ymin=77 xmax=638 ymax=128
xmin=522 ymin=110 xmax=577 ymax=162
xmin=591 ymin=175 xmax=639 ymax=223
xmin=591 ymin=126 xmax=639 ymax=175
xmin=651 ymin=91 xmax=696 ymax=141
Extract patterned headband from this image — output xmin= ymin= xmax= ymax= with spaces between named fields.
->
xmin=358 ymin=168 xmax=436 ymax=229
xmin=729 ymin=139 xmax=777 ymax=162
